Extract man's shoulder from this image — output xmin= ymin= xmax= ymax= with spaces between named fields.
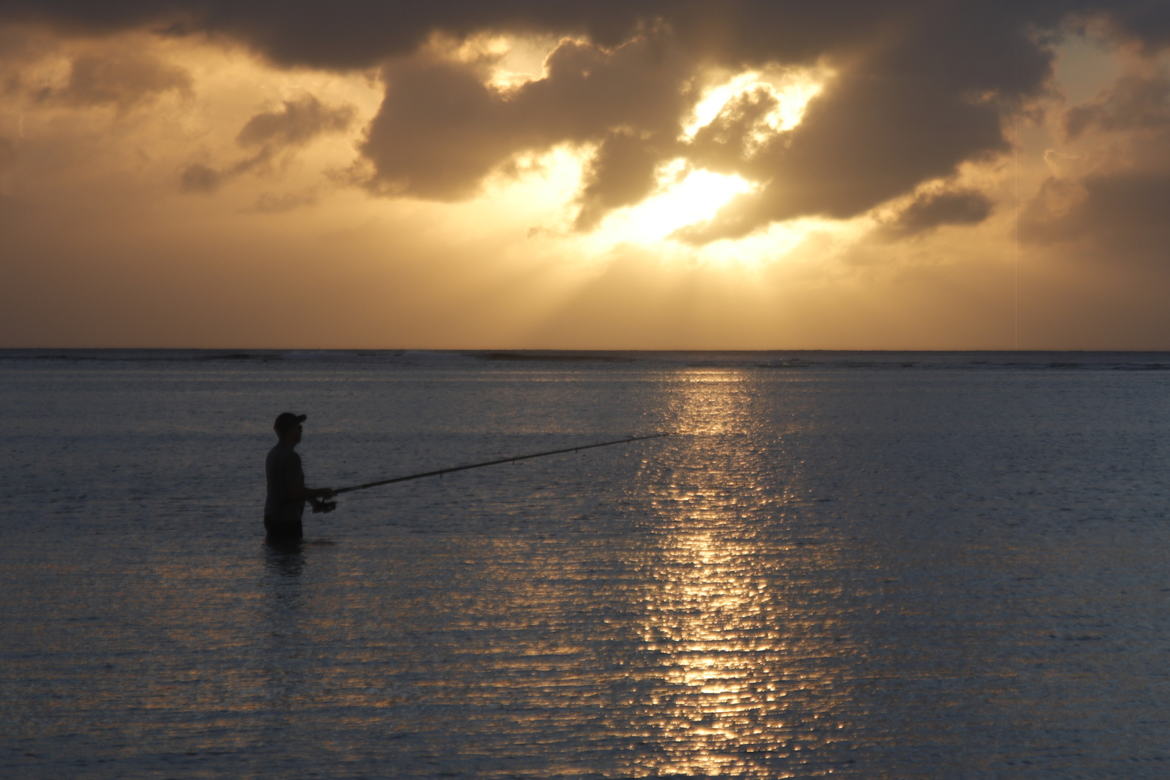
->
xmin=267 ymin=444 xmax=301 ymax=466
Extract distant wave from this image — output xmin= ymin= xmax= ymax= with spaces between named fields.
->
xmin=2 ymin=348 xmax=1170 ymax=372
xmin=476 ymin=351 xmax=637 ymax=364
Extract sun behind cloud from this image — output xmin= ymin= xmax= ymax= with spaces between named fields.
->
xmin=591 ymin=161 xmax=756 ymax=245
xmin=577 ymin=67 xmax=829 ymax=254
xmin=683 ymin=68 xmax=828 ymax=139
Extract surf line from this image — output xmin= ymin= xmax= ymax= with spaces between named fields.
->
xmin=317 ymin=433 xmax=671 ymax=510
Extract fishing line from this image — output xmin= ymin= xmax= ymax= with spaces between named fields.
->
xmin=313 ymin=433 xmax=671 ymax=511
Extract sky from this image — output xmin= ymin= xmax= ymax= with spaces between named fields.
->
xmin=2 ymin=1 xmax=1169 ymax=350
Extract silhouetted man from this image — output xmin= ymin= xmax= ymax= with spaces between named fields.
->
xmin=264 ymin=412 xmax=334 ymax=544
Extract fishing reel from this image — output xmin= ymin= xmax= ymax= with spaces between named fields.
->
xmin=310 ymin=497 xmax=337 ymax=514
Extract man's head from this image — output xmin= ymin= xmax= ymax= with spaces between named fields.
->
xmin=273 ymin=412 xmax=306 ymax=444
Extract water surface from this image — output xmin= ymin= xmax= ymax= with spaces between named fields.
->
xmin=3 ymin=350 xmax=1170 ymax=777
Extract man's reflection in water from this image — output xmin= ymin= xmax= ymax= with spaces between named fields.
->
xmin=265 ymin=542 xmax=305 ymax=578
xmin=262 ymin=541 xmax=305 ymax=631
xmin=258 ymin=541 xmax=309 ymax=734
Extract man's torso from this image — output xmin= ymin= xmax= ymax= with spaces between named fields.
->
xmin=265 ymin=443 xmax=305 ymax=523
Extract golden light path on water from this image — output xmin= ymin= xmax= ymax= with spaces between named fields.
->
xmin=624 ymin=368 xmax=848 ymax=777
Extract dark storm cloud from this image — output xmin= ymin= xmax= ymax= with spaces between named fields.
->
xmin=5 ymin=2 xmax=1169 ymax=71
xmin=1096 ymin=3 xmax=1170 ymax=51
xmin=7 ymin=0 xmax=1170 ymax=237
xmin=181 ymin=93 xmax=354 ymax=193
xmin=879 ymin=188 xmax=994 ymax=238
xmin=0 ymin=1 xmax=659 ymax=68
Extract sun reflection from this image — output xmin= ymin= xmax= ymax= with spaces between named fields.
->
xmin=621 ymin=368 xmax=850 ymax=777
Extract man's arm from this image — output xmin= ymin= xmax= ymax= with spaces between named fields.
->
xmin=287 ymin=452 xmax=334 ymax=500
xmin=288 ymin=483 xmax=334 ymax=500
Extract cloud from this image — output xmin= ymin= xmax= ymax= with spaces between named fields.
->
xmin=350 ymin=2 xmax=1073 ymax=240
xmin=356 ymin=54 xmax=517 ymax=200
xmin=7 ymin=2 xmax=1170 ymax=68
xmin=676 ymin=78 xmax=1010 ymax=244
xmin=573 ymin=131 xmax=672 ymax=231
xmin=1025 ymin=58 xmax=1170 ymax=268
xmin=686 ymin=87 xmax=781 ymax=173
xmin=358 ymin=33 xmax=694 ymax=201
xmin=1022 ymin=169 xmax=1170 ymax=264
xmin=7 ymin=0 xmax=1170 ymax=244
xmin=250 ymin=189 xmax=319 ymax=213
xmin=179 ymin=162 xmax=222 ymax=193
xmin=49 ymin=50 xmax=192 ymax=109
xmin=0 ymin=2 xmax=658 ymax=69
xmin=1024 ymin=81 xmax=1170 ymax=266
xmin=680 ymin=5 xmax=1054 ymax=242
xmin=1094 ymin=4 xmax=1170 ymax=51
xmin=236 ymin=94 xmax=355 ymax=147
xmin=0 ymin=135 xmax=14 ymax=202
xmin=878 ymin=188 xmax=994 ymax=239
xmin=181 ymin=93 xmax=354 ymax=193
xmin=1065 ymin=72 xmax=1170 ymax=138
xmin=178 ymin=154 xmax=268 ymax=194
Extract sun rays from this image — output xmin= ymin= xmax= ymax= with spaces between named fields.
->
xmin=505 ymin=63 xmax=833 ymax=260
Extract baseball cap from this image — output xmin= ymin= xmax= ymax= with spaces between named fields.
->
xmin=273 ymin=412 xmax=307 ymax=433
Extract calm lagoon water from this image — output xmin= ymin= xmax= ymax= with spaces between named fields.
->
xmin=3 ymin=349 xmax=1170 ymax=777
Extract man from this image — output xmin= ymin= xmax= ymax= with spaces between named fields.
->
xmin=264 ymin=412 xmax=334 ymax=544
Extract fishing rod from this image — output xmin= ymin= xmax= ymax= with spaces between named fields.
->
xmin=312 ymin=433 xmax=671 ymax=512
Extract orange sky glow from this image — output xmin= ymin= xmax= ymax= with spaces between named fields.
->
xmin=2 ymin=4 xmax=1170 ymax=349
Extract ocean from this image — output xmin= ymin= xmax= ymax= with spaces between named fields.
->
xmin=3 ymin=349 xmax=1170 ymax=777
